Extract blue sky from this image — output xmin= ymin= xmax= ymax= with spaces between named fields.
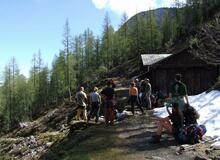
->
xmin=0 ymin=0 xmax=185 ymax=78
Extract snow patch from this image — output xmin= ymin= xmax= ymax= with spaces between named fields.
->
xmin=154 ymin=90 xmax=220 ymax=146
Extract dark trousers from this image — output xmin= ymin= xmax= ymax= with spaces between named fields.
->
xmin=88 ymin=102 xmax=100 ymax=123
xmin=130 ymin=96 xmax=144 ymax=115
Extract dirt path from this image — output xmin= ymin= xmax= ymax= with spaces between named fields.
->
xmin=40 ymin=110 xmax=216 ymax=160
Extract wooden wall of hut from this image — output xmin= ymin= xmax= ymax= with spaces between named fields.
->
xmin=143 ymin=52 xmax=218 ymax=95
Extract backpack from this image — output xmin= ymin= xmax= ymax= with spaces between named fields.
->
xmin=178 ymin=124 xmax=207 ymax=144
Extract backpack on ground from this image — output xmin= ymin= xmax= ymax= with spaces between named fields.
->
xmin=178 ymin=124 xmax=207 ymax=144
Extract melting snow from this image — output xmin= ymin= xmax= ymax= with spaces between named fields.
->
xmin=153 ymin=90 xmax=220 ymax=146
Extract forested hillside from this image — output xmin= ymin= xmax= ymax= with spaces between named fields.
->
xmin=0 ymin=0 xmax=220 ymax=133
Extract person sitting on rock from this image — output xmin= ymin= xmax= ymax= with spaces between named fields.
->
xmin=150 ymin=102 xmax=184 ymax=143
xmin=183 ymin=103 xmax=200 ymax=126
xmin=154 ymin=89 xmax=165 ymax=108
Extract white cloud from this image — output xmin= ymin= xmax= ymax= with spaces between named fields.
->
xmin=159 ymin=0 xmax=186 ymax=8
xmin=92 ymin=0 xmax=157 ymax=18
xmin=91 ymin=0 xmax=186 ymax=18
xmin=91 ymin=0 xmax=108 ymax=9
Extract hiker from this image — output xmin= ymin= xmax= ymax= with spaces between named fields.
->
xmin=145 ymin=79 xmax=152 ymax=109
xmin=183 ymin=103 xmax=200 ymax=126
xmin=151 ymin=103 xmax=184 ymax=143
xmin=110 ymin=79 xmax=116 ymax=89
xmin=169 ymin=74 xmax=189 ymax=111
xmin=88 ymin=87 xmax=101 ymax=123
xmin=75 ymin=87 xmax=88 ymax=121
xmin=140 ymin=79 xmax=152 ymax=109
xmin=101 ymin=80 xmax=115 ymax=125
xmin=134 ymin=78 xmax=141 ymax=102
xmin=153 ymin=89 xmax=165 ymax=108
xmin=139 ymin=80 xmax=146 ymax=107
xmin=134 ymin=78 xmax=141 ymax=92
xmin=129 ymin=82 xmax=144 ymax=115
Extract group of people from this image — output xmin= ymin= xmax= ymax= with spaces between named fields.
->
xmin=128 ymin=78 xmax=152 ymax=115
xmin=74 ymin=78 xmax=152 ymax=125
xmin=74 ymin=80 xmax=116 ymax=125
xmin=74 ymin=73 xmax=206 ymax=144
xmin=151 ymin=74 xmax=206 ymax=144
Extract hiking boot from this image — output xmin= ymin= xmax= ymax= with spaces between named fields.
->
xmin=149 ymin=135 xmax=161 ymax=143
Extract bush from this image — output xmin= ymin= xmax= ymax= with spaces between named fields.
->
xmin=97 ymin=65 xmax=108 ymax=74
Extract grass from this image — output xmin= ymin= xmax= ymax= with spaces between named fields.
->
xmin=0 ymin=156 xmax=12 ymax=160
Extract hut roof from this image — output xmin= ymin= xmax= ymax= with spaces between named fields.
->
xmin=141 ymin=54 xmax=172 ymax=66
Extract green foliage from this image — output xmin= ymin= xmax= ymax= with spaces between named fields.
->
xmin=97 ymin=65 xmax=108 ymax=75
xmin=189 ymin=36 xmax=199 ymax=49
xmin=1 ymin=2 xmax=220 ymax=131
xmin=0 ymin=58 xmax=31 ymax=130
xmin=100 ymin=13 xmax=115 ymax=69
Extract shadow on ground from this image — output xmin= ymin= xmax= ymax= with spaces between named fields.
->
xmin=40 ymin=122 xmax=120 ymax=160
xmin=40 ymin=112 xmax=179 ymax=160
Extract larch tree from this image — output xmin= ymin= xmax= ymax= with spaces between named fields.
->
xmin=101 ymin=12 xmax=115 ymax=69
xmin=62 ymin=19 xmax=72 ymax=101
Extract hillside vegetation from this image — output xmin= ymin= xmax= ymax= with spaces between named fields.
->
xmin=0 ymin=1 xmax=220 ymax=159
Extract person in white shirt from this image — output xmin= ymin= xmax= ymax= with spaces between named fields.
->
xmin=88 ymin=87 xmax=101 ymax=123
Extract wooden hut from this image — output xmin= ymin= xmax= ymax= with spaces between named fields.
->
xmin=141 ymin=49 xmax=220 ymax=95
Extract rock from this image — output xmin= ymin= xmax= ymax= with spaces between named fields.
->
xmin=37 ymin=140 xmax=44 ymax=146
xmin=151 ymin=156 xmax=166 ymax=160
xmin=30 ymin=135 xmax=35 ymax=140
xmin=179 ymin=144 xmax=195 ymax=152
xmin=175 ymin=144 xmax=196 ymax=155
xmin=19 ymin=122 xmax=29 ymax=128
xmin=9 ymin=144 xmax=22 ymax=155
xmin=205 ymin=149 xmax=212 ymax=155
xmin=213 ymin=155 xmax=220 ymax=160
xmin=176 ymin=146 xmax=185 ymax=155
xmin=31 ymin=149 xmax=37 ymax=156
xmin=194 ymin=155 xmax=208 ymax=160
xmin=46 ymin=142 xmax=53 ymax=148
xmin=169 ymin=146 xmax=178 ymax=150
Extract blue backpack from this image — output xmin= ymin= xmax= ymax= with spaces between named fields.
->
xmin=178 ymin=124 xmax=207 ymax=144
